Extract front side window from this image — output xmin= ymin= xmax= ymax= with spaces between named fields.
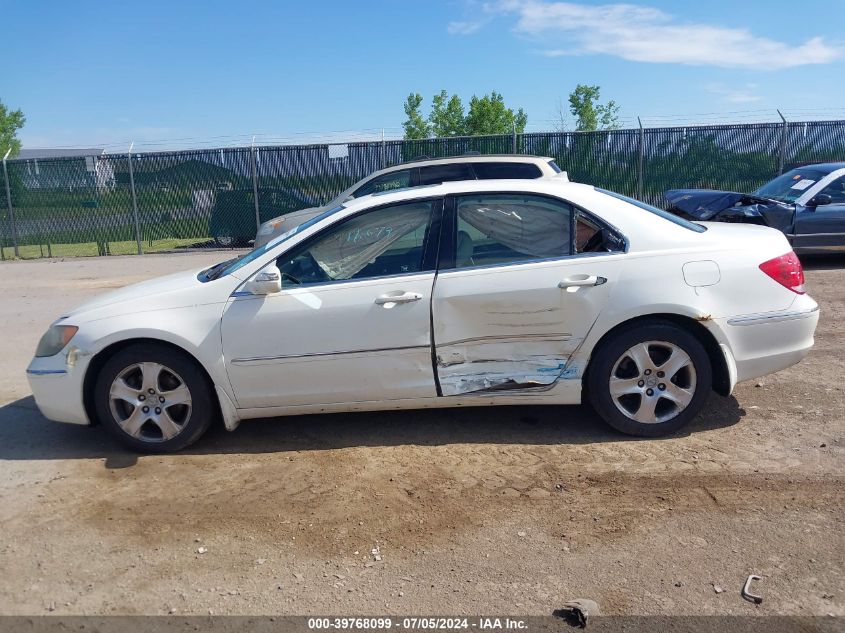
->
xmin=472 ymin=162 xmax=542 ymax=180
xmin=418 ymin=164 xmax=474 ymax=186
xmin=817 ymin=175 xmax=845 ymax=204
xmin=352 ymin=170 xmax=412 ymax=198
xmin=452 ymin=194 xmax=573 ymax=269
xmin=277 ymin=201 xmax=434 ymax=285
xmin=202 ymin=206 xmax=343 ymax=281
xmin=753 ymin=167 xmax=830 ymax=204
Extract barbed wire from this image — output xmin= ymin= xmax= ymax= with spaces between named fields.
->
xmin=18 ymin=107 xmax=845 ymax=153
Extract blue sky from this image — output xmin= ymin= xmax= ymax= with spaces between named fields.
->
xmin=2 ymin=0 xmax=842 ymax=150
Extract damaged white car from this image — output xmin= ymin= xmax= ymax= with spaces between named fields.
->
xmin=27 ymin=180 xmax=819 ymax=452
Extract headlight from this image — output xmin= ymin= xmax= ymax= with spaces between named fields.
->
xmin=257 ymin=219 xmax=283 ymax=236
xmin=35 ymin=325 xmax=79 ymax=358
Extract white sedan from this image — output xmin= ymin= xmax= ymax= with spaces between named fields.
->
xmin=27 ymin=180 xmax=819 ymax=452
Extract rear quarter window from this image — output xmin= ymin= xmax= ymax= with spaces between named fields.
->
xmin=472 ymin=162 xmax=543 ymax=180
xmin=417 ymin=164 xmax=474 ymax=186
xmin=597 ymin=188 xmax=707 ymax=233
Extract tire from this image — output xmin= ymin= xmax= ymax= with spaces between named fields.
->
xmin=214 ymin=232 xmax=237 ymax=248
xmin=587 ymin=321 xmax=712 ymax=437
xmin=93 ymin=342 xmax=216 ymax=452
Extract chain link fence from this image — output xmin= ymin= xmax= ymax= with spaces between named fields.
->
xmin=2 ymin=119 xmax=844 ymax=259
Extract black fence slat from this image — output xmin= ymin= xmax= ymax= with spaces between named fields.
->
xmin=2 ymin=120 xmax=844 ymax=259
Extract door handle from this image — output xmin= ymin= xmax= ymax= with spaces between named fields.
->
xmin=558 ymin=275 xmax=607 ymax=289
xmin=374 ymin=291 xmax=423 ymax=305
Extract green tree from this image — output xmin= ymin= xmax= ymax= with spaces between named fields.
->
xmin=402 ymin=93 xmax=430 ymax=140
xmin=465 ymin=91 xmax=527 ymax=136
xmin=568 ymin=85 xmax=620 ymax=131
xmin=429 ymin=90 xmax=466 ymax=137
xmin=402 ymin=90 xmax=527 ymax=139
xmin=0 ymin=100 xmax=26 ymax=158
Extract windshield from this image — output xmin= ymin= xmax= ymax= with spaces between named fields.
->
xmin=753 ymin=168 xmax=829 ymax=203
xmin=596 ymin=188 xmax=706 ymax=233
xmin=201 ymin=206 xmax=344 ymax=281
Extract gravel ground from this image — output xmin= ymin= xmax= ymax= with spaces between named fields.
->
xmin=0 ymin=252 xmax=842 ymax=616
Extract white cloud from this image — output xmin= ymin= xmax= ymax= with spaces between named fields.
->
xmin=488 ymin=1 xmax=843 ymax=69
xmin=705 ymin=83 xmax=762 ymax=103
xmin=448 ymin=19 xmax=486 ymax=35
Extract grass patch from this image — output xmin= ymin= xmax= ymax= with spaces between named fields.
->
xmin=1 ymin=238 xmax=209 ymax=260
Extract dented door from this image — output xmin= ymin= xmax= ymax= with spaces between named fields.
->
xmin=431 ymin=257 xmax=620 ymax=396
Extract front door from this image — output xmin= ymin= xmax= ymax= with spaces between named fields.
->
xmin=431 ymin=193 xmax=621 ymax=395
xmin=794 ymin=175 xmax=845 ymax=252
xmin=222 ymin=199 xmax=441 ymax=408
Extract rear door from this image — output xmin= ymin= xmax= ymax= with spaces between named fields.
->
xmin=431 ymin=192 xmax=623 ymax=395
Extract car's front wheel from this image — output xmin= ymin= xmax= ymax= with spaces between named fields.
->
xmin=94 ymin=343 xmax=215 ymax=452
xmin=587 ymin=321 xmax=712 ymax=436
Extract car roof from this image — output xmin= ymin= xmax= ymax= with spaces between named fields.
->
xmin=304 ymin=178 xmax=703 ymax=257
xmin=344 ymin=178 xmax=634 ymax=228
xmin=343 ymin=178 xmax=589 ymax=208
xmin=398 ymin=153 xmax=554 ymax=166
xmin=788 ymin=162 xmax=845 ymax=174
xmin=369 ymin=154 xmax=555 ymax=177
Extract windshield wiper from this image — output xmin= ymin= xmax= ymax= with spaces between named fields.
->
xmin=202 ymin=257 xmax=239 ymax=281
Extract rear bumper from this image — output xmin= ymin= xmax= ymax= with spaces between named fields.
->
xmin=26 ymin=351 xmax=91 ymax=425
xmin=717 ymin=296 xmax=819 ymax=386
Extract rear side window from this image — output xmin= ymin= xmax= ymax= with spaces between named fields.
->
xmin=472 ymin=162 xmax=542 ymax=180
xmin=418 ymin=164 xmax=474 ymax=186
xmin=597 ymin=188 xmax=707 ymax=233
xmin=451 ymin=194 xmax=572 ymax=269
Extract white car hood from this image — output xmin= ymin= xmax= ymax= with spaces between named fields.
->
xmin=62 ymin=268 xmax=210 ymax=320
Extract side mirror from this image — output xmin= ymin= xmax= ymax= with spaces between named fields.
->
xmin=246 ymin=264 xmax=282 ymax=295
xmin=807 ymin=193 xmax=832 ymax=207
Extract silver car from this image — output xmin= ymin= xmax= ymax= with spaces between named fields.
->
xmin=254 ymin=154 xmax=565 ymax=247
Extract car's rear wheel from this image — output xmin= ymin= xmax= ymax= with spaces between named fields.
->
xmin=94 ymin=343 xmax=215 ymax=452
xmin=587 ymin=321 xmax=712 ymax=436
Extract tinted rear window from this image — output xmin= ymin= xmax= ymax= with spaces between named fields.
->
xmin=472 ymin=162 xmax=543 ymax=180
xmin=596 ymin=188 xmax=707 ymax=233
xmin=417 ymin=164 xmax=474 ymax=186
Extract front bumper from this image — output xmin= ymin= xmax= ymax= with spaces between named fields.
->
xmin=26 ymin=347 xmax=91 ymax=425
xmin=716 ymin=295 xmax=819 ymax=387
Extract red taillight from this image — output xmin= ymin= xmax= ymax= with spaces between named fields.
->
xmin=759 ymin=251 xmax=805 ymax=294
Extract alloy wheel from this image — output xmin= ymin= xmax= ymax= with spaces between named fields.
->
xmin=215 ymin=234 xmax=235 ymax=248
xmin=608 ymin=340 xmax=697 ymax=424
xmin=108 ymin=362 xmax=193 ymax=442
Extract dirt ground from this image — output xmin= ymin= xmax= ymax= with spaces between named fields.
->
xmin=0 ymin=251 xmax=842 ymax=617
